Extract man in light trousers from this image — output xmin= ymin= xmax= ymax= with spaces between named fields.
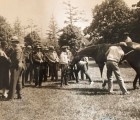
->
xmin=105 ymin=45 xmax=129 ymax=95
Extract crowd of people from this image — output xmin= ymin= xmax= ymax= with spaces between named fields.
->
xmin=0 ymin=36 xmax=91 ymax=100
xmin=0 ymin=32 xmax=133 ymax=100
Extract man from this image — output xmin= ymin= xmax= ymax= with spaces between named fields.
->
xmin=32 ymin=45 xmax=44 ymax=87
xmin=41 ymin=47 xmax=49 ymax=82
xmin=105 ymin=45 xmax=129 ymax=95
xmin=7 ymin=36 xmax=24 ymax=100
xmin=24 ymin=45 xmax=33 ymax=84
xmin=46 ymin=46 xmax=59 ymax=81
xmin=59 ymin=46 xmax=70 ymax=86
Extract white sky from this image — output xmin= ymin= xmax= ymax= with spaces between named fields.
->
xmin=0 ymin=0 xmax=139 ymax=37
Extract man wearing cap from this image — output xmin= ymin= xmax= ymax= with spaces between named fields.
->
xmin=46 ymin=46 xmax=59 ymax=81
xmin=59 ymin=46 xmax=70 ymax=86
xmin=24 ymin=45 xmax=33 ymax=84
xmin=105 ymin=44 xmax=129 ymax=95
xmin=42 ymin=47 xmax=49 ymax=82
xmin=8 ymin=36 xmax=24 ymax=100
xmin=32 ymin=45 xmax=44 ymax=87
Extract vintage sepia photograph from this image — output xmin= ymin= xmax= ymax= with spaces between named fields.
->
xmin=0 ymin=0 xmax=140 ymax=120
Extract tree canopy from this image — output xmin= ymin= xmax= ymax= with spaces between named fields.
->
xmin=0 ymin=16 xmax=13 ymax=41
xmin=58 ymin=24 xmax=87 ymax=49
xmin=24 ymin=31 xmax=41 ymax=46
xmin=85 ymin=0 xmax=133 ymax=44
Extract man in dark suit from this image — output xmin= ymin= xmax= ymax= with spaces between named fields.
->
xmin=7 ymin=36 xmax=24 ymax=100
xmin=32 ymin=45 xmax=44 ymax=87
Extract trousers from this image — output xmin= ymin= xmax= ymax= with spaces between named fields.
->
xmin=8 ymin=67 xmax=23 ymax=99
xmin=106 ymin=61 xmax=127 ymax=93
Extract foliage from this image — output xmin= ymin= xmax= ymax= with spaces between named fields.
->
xmin=63 ymin=0 xmax=88 ymax=25
xmin=85 ymin=0 xmax=133 ymax=44
xmin=58 ymin=24 xmax=86 ymax=49
xmin=0 ymin=16 xmax=13 ymax=41
xmin=13 ymin=18 xmax=23 ymax=38
xmin=130 ymin=1 xmax=140 ymax=43
xmin=46 ymin=15 xmax=59 ymax=49
xmin=24 ymin=31 xmax=41 ymax=46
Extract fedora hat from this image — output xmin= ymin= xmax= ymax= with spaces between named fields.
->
xmin=61 ymin=46 xmax=68 ymax=49
xmin=49 ymin=46 xmax=54 ymax=50
xmin=35 ymin=45 xmax=41 ymax=49
xmin=11 ymin=36 xmax=19 ymax=43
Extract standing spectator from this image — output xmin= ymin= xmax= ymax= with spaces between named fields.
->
xmin=46 ymin=46 xmax=59 ymax=81
xmin=32 ymin=45 xmax=44 ymax=87
xmin=0 ymin=41 xmax=10 ymax=98
xmin=7 ymin=36 xmax=24 ymax=100
xmin=59 ymin=46 xmax=69 ymax=86
xmin=20 ymin=44 xmax=26 ymax=88
xmin=24 ymin=45 xmax=33 ymax=84
xmin=41 ymin=47 xmax=49 ymax=82
xmin=105 ymin=45 xmax=129 ymax=95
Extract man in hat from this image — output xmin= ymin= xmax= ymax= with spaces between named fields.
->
xmin=46 ymin=46 xmax=59 ymax=81
xmin=59 ymin=46 xmax=70 ymax=86
xmin=41 ymin=47 xmax=49 ymax=82
xmin=105 ymin=44 xmax=129 ymax=95
xmin=7 ymin=36 xmax=24 ymax=100
xmin=32 ymin=45 xmax=44 ymax=87
xmin=24 ymin=45 xmax=33 ymax=84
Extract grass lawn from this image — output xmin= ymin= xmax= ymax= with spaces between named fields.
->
xmin=0 ymin=58 xmax=140 ymax=120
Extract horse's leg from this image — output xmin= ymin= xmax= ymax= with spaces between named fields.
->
xmin=133 ymin=73 xmax=139 ymax=89
xmin=75 ymin=69 xmax=80 ymax=83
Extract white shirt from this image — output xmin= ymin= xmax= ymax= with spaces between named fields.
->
xmin=59 ymin=52 xmax=69 ymax=64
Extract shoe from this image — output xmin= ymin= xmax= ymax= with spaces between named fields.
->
xmin=122 ymin=92 xmax=130 ymax=95
xmin=76 ymin=81 xmax=79 ymax=83
xmin=89 ymin=81 xmax=94 ymax=85
xmin=35 ymin=85 xmax=39 ymax=88
xmin=2 ymin=95 xmax=7 ymax=99
xmin=65 ymin=83 xmax=69 ymax=86
xmin=17 ymin=96 xmax=22 ymax=99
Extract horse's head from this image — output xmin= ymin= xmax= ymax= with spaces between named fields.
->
xmin=71 ymin=55 xmax=82 ymax=66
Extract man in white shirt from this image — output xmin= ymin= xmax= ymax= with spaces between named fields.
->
xmin=59 ymin=46 xmax=69 ymax=86
xmin=105 ymin=45 xmax=129 ymax=95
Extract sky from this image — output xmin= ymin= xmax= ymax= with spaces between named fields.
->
xmin=0 ymin=0 xmax=139 ymax=37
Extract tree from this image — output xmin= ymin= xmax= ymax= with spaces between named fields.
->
xmin=85 ymin=0 xmax=132 ymax=44
xmin=0 ymin=16 xmax=13 ymax=41
xmin=58 ymin=24 xmax=87 ymax=49
xmin=24 ymin=31 xmax=41 ymax=46
xmin=63 ymin=0 xmax=88 ymax=25
xmin=130 ymin=1 xmax=140 ymax=43
xmin=46 ymin=15 xmax=59 ymax=48
xmin=13 ymin=18 xmax=23 ymax=37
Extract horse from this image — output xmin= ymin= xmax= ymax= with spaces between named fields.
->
xmin=70 ymin=44 xmax=111 ymax=84
xmin=71 ymin=42 xmax=140 ymax=89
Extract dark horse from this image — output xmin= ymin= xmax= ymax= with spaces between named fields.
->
xmin=71 ymin=42 xmax=140 ymax=89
